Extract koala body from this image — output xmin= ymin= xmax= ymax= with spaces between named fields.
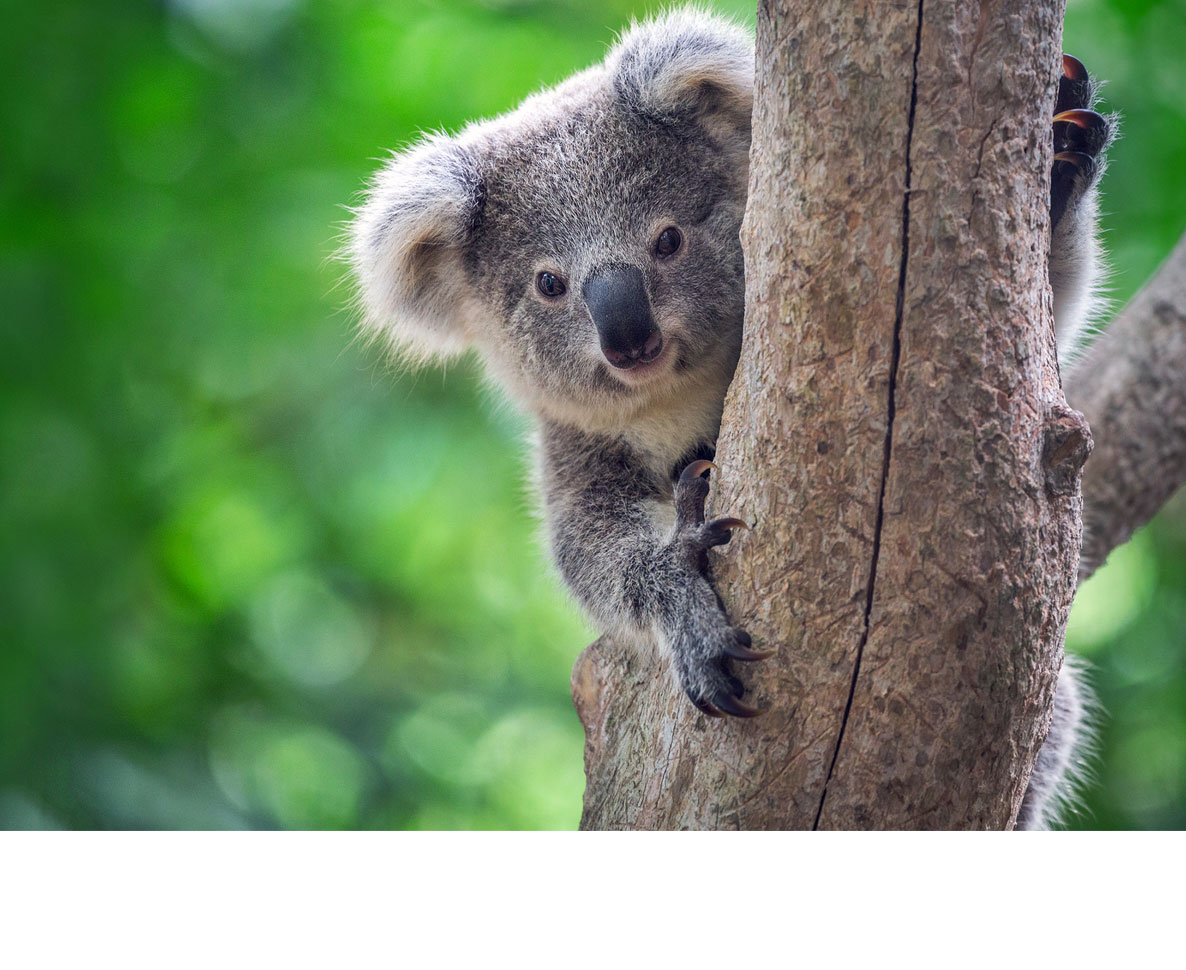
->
xmin=350 ymin=10 xmax=1111 ymax=829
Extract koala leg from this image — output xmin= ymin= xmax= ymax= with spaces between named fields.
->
xmin=1016 ymin=655 xmax=1095 ymax=830
xmin=1050 ymin=53 xmax=1114 ymax=358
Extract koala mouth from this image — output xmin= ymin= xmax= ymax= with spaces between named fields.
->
xmin=605 ymin=336 xmax=674 ymax=385
xmin=602 ymin=329 xmax=664 ymax=369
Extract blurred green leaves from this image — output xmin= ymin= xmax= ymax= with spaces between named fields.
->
xmin=0 ymin=0 xmax=1184 ymax=829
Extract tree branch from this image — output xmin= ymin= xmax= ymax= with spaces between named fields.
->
xmin=1067 ymin=229 xmax=1186 ymax=580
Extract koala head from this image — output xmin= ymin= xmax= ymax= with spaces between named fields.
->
xmin=349 ymin=9 xmax=754 ymax=426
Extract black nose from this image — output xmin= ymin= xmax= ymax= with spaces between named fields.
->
xmin=582 ymin=264 xmax=663 ymax=369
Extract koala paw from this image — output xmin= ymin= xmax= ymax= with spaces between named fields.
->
xmin=674 ymin=459 xmax=749 ymax=565
xmin=675 ymin=618 xmax=769 ymax=719
xmin=670 ymin=459 xmax=772 ymax=718
xmin=1051 ymin=53 xmax=1112 ymax=227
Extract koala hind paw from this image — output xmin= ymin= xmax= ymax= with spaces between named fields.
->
xmin=1051 ymin=53 xmax=1112 ymax=227
xmin=682 ymin=643 xmax=766 ymax=719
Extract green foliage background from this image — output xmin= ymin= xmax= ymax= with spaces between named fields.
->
xmin=2 ymin=0 xmax=1184 ymax=830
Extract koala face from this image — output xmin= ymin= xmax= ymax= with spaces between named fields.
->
xmin=350 ymin=10 xmax=753 ymax=426
xmin=466 ymin=98 xmax=748 ymax=419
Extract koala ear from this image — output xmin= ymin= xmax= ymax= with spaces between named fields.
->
xmin=609 ymin=9 xmax=753 ymax=145
xmin=348 ymin=134 xmax=486 ymax=362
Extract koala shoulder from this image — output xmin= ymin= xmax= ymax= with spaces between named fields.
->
xmin=348 ymin=8 xmax=754 ymax=366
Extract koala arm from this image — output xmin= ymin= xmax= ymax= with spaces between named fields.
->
xmin=539 ymin=423 xmax=768 ymax=717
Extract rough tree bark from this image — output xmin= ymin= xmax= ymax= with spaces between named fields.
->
xmin=571 ymin=0 xmax=1102 ymax=829
xmin=1068 ymin=233 xmax=1186 ymax=581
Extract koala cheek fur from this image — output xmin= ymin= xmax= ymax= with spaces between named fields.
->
xmin=349 ymin=8 xmax=1112 ymax=826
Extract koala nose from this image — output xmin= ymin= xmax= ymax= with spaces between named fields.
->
xmin=582 ymin=264 xmax=664 ymax=369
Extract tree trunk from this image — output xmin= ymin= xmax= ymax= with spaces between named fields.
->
xmin=572 ymin=0 xmax=1094 ymax=829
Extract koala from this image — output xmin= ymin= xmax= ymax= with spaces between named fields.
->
xmin=349 ymin=10 xmax=1113 ymax=829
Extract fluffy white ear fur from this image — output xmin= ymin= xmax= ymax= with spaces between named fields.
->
xmin=609 ymin=8 xmax=754 ymax=145
xmin=349 ymin=135 xmax=484 ymax=363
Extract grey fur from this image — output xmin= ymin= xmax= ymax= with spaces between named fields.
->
xmin=348 ymin=8 xmax=1110 ymax=827
xmin=1018 ymin=656 xmax=1097 ymax=830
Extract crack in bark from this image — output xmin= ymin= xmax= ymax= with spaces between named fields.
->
xmin=812 ymin=0 xmax=925 ymax=830
xmin=973 ymin=118 xmax=996 ymax=180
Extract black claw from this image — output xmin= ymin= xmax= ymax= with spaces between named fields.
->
xmin=1054 ymin=150 xmax=1095 ymax=173
xmin=690 ymin=693 xmax=726 ymax=718
xmin=1054 ymin=107 xmax=1109 ymax=160
xmin=675 ymin=459 xmax=714 ymax=529
xmin=712 ymin=691 xmax=764 ymax=718
xmin=1056 ymin=53 xmax=1093 ymax=117
xmin=1050 ymin=80 xmax=1108 ymax=227
xmin=679 ymin=459 xmax=716 ymax=483
xmin=723 ymin=640 xmax=776 ymax=662
xmin=1053 ymin=108 xmax=1106 ymax=131
xmin=702 ymin=515 xmax=749 ymax=549
xmin=1062 ymin=53 xmax=1088 ymax=81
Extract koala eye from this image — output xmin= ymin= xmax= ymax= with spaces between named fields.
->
xmin=536 ymin=271 xmax=567 ymax=299
xmin=655 ymin=226 xmax=683 ymax=259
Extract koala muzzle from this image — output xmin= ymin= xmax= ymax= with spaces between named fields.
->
xmin=582 ymin=264 xmax=663 ymax=369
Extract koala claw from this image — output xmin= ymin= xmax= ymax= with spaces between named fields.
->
xmin=675 ymin=459 xmax=713 ymax=531
xmin=1054 ymin=150 xmax=1095 ymax=170
xmin=1053 ymin=151 xmax=1096 ymax=197
xmin=675 ymin=460 xmax=748 ymax=539
xmin=689 ymin=693 xmax=727 ymax=717
xmin=723 ymin=639 xmax=776 ymax=662
xmin=712 ymin=691 xmax=764 ymax=718
xmin=1058 ymin=52 xmax=1093 ymax=108
xmin=1053 ymin=107 xmax=1109 ymax=160
xmin=686 ymin=682 xmax=763 ymax=719
xmin=1062 ymin=52 xmax=1088 ymax=81
xmin=696 ymin=516 xmax=746 ymax=553
xmin=673 ymin=461 xmax=751 ymax=572
xmin=1051 ymin=53 xmax=1111 ymax=228
xmin=1053 ymin=107 xmax=1105 ymax=130
xmin=676 ymin=618 xmax=768 ymax=719
xmin=722 ymin=628 xmax=774 ymax=662
xmin=679 ymin=458 xmax=717 ymax=483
